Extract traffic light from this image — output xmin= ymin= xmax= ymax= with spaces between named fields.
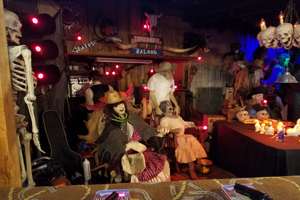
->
xmin=21 ymin=13 xmax=60 ymax=86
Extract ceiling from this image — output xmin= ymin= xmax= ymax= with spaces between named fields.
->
xmin=150 ymin=0 xmax=300 ymax=34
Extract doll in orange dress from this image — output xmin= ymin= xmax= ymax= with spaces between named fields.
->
xmin=159 ymin=101 xmax=212 ymax=179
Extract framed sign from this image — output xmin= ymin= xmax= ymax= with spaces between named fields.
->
xmin=131 ymin=35 xmax=162 ymax=56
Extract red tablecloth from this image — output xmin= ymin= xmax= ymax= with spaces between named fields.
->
xmin=211 ymin=121 xmax=300 ymax=177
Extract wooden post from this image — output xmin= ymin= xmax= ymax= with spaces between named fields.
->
xmin=0 ymin=1 xmax=21 ymax=187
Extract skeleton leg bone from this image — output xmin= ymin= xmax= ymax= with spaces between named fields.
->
xmin=20 ymin=127 xmax=35 ymax=186
xmin=17 ymin=134 xmax=27 ymax=183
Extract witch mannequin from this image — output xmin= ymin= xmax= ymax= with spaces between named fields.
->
xmin=159 ymin=101 xmax=212 ymax=179
xmin=96 ymin=89 xmax=170 ymax=183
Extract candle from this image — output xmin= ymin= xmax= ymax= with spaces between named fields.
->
xmin=260 ymin=18 xmax=267 ymax=31
xmin=279 ymin=11 xmax=284 ymax=24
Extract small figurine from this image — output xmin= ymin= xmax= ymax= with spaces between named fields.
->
xmin=276 ymin=121 xmax=285 ymax=134
xmin=265 ymin=121 xmax=275 ymax=135
xmin=277 ymin=130 xmax=285 ymax=142
xmin=254 ymin=119 xmax=261 ymax=132
xmin=260 ymin=123 xmax=266 ymax=134
xmin=286 ymin=119 xmax=300 ymax=136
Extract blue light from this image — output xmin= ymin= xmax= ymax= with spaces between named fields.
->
xmin=238 ymin=34 xmax=287 ymax=64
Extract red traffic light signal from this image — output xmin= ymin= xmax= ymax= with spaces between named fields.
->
xmin=33 ymin=65 xmax=60 ymax=85
xmin=29 ymin=40 xmax=59 ymax=59
xmin=23 ymin=14 xmax=56 ymax=36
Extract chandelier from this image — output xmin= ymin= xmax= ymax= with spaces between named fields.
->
xmin=257 ymin=0 xmax=299 ymax=49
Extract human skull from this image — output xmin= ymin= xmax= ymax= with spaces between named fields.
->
xmin=293 ymin=24 xmax=300 ymax=48
xmin=257 ymin=31 xmax=264 ymax=46
xmin=236 ymin=110 xmax=250 ymax=123
xmin=4 ymin=9 xmax=22 ymax=45
xmin=276 ymin=23 xmax=293 ymax=49
xmin=259 ymin=27 xmax=278 ymax=48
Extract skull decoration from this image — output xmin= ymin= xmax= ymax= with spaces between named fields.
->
xmin=236 ymin=109 xmax=250 ymax=123
xmin=259 ymin=26 xmax=278 ymax=48
xmin=276 ymin=23 xmax=293 ymax=49
xmin=293 ymin=24 xmax=300 ymax=48
xmin=4 ymin=9 xmax=22 ymax=45
xmin=256 ymin=109 xmax=270 ymax=121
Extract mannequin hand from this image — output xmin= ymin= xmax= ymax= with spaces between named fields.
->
xmin=125 ymin=141 xmax=146 ymax=152
xmin=155 ymin=106 xmax=163 ymax=115
xmin=174 ymin=106 xmax=180 ymax=116
xmin=157 ymin=126 xmax=170 ymax=136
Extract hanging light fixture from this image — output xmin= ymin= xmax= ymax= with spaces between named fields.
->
xmin=257 ymin=0 xmax=299 ymax=49
xmin=276 ymin=69 xmax=298 ymax=83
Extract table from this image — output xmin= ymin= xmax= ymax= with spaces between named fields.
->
xmin=1 ymin=176 xmax=300 ymax=200
xmin=211 ymin=121 xmax=300 ymax=177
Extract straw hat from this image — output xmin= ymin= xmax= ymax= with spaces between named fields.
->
xmin=156 ymin=61 xmax=174 ymax=72
xmin=103 ymin=86 xmax=123 ymax=104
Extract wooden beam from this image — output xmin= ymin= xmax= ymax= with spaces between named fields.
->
xmin=0 ymin=1 xmax=21 ymax=187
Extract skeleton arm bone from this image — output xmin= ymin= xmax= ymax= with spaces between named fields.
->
xmin=149 ymin=90 xmax=162 ymax=115
xmin=170 ymin=92 xmax=180 ymax=115
xmin=21 ymin=48 xmax=45 ymax=153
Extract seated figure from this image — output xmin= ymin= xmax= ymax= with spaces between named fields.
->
xmin=159 ymin=101 xmax=212 ymax=179
xmin=96 ymin=88 xmax=170 ymax=183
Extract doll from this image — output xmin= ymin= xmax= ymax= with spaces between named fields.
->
xmin=96 ymin=89 xmax=170 ymax=183
xmin=159 ymin=101 xmax=212 ymax=179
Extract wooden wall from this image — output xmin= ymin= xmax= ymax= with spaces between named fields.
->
xmin=0 ymin=0 xmax=21 ymax=187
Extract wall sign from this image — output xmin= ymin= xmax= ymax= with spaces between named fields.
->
xmin=131 ymin=35 xmax=162 ymax=56
xmin=131 ymin=48 xmax=162 ymax=56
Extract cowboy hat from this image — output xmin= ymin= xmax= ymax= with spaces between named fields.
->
xmin=103 ymin=86 xmax=123 ymax=104
xmin=156 ymin=61 xmax=174 ymax=72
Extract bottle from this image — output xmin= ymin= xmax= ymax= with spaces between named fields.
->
xmin=83 ymin=158 xmax=91 ymax=184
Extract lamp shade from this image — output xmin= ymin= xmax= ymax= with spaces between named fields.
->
xmin=276 ymin=71 xmax=298 ymax=83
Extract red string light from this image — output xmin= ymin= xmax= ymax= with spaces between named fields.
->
xmin=31 ymin=17 xmax=39 ymax=24
xmin=34 ymin=45 xmax=42 ymax=53
xmin=37 ymin=72 xmax=44 ymax=80
xmin=76 ymin=35 xmax=82 ymax=41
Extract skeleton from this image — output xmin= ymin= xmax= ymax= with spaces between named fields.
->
xmin=259 ymin=26 xmax=278 ymax=48
xmin=293 ymin=24 xmax=300 ymax=48
xmin=5 ymin=9 xmax=44 ymax=186
xmin=276 ymin=23 xmax=294 ymax=49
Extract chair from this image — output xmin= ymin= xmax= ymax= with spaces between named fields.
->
xmin=42 ymin=110 xmax=83 ymax=179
